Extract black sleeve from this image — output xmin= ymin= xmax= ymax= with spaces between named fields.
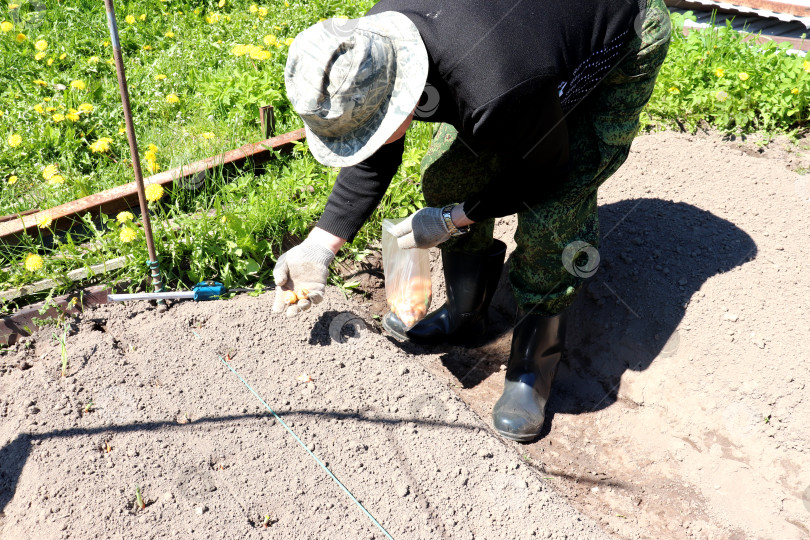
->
xmin=316 ymin=136 xmax=406 ymax=242
xmin=461 ymin=81 xmax=570 ymax=222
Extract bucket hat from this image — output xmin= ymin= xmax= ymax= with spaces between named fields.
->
xmin=284 ymin=12 xmax=429 ymax=167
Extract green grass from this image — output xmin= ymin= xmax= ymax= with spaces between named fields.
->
xmin=2 ymin=5 xmax=809 ymax=310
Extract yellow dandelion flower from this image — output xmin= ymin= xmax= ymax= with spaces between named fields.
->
xmin=119 ymin=226 xmax=138 ymax=243
xmin=119 ymin=127 xmax=126 ymax=134
xmin=148 ymin=144 xmax=158 ymax=152
xmin=143 ymin=44 xmax=152 ymax=50
xmin=46 ymin=58 xmax=53 ymax=66
xmin=249 ymin=4 xmax=258 ymax=13
xmin=284 ymin=37 xmax=294 ymax=46
xmin=78 ymin=103 xmax=94 ymax=114
xmin=34 ymin=51 xmax=46 ymax=61
xmin=52 ymin=113 xmax=65 ymax=122
xmin=138 ymin=14 xmax=146 ymax=21
xmin=194 ymin=8 xmax=201 ymax=14
xmin=738 ymin=72 xmax=749 ymax=81
xmin=45 ymin=106 xmax=56 ymax=112
xmin=144 ymin=150 xmax=157 ymax=162
xmin=33 ymin=79 xmax=46 ymax=86
xmin=231 ymin=44 xmax=248 ymax=56
xmin=0 ymin=21 xmax=13 ymax=33
xmin=0 ymin=110 xmax=3 ymax=117
xmin=166 ymin=93 xmax=180 ymax=104
xmin=48 ymin=174 xmax=64 ymax=186
xmin=36 ymin=213 xmax=53 ymax=228
xmin=205 ymin=13 xmax=220 ymax=24
xmin=103 ymin=40 xmax=110 ymax=47
xmin=164 ymin=31 xmax=175 ymax=38
xmin=804 ymin=60 xmax=810 ymax=73
xmin=34 ymin=39 xmax=47 ymax=51
xmin=258 ymin=7 xmax=268 ymax=17
xmin=8 ymin=175 xmax=18 ymax=184
xmin=9 ymin=3 xmax=20 ymax=9
xmin=263 ymin=34 xmax=277 ymax=46
xmin=16 ymin=32 xmax=26 ymax=42
xmin=668 ymin=86 xmax=680 ymax=94
xmin=145 ymin=183 xmax=164 ymax=202
xmin=42 ymin=164 xmax=58 ymax=180
xmin=792 ymin=87 xmax=800 ymax=95
xmin=116 ymin=211 xmax=135 ymax=223
xmin=273 ymin=25 xmax=281 ymax=30
xmin=58 ymin=53 xmax=66 ymax=61
xmin=89 ymin=137 xmax=113 ymax=153
xmin=145 ymin=158 xmax=160 ymax=173
xmin=43 ymin=97 xmax=51 ymax=102
xmin=125 ymin=14 xmax=135 ymax=24
xmin=33 ymin=104 xmax=43 ymax=113
xmin=66 ymin=111 xmax=80 ymax=122
xmin=155 ymin=73 xmax=167 ymax=80
xmin=714 ymin=68 xmax=725 ymax=78
xmin=218 ymin=0 xmax=226 ymax=7
xmin=715 ymin=90 xmax=729 ymax=102
xmin=24 ymin=253 xmax=44 ymax=272
xmin=7 ymin=133 xmax=22 ymax=147
xmin=284 ymin=0 xmax=289 ymax=6
xmin=70 ymin=80 xmax=86 ymax=90
xmin=201 ymin=132 xmax=215 ymax=140
xmin=88 ymin=55 xmax=100 ymax=63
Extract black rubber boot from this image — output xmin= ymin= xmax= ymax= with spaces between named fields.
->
xmin=492 ymin=311 xmax=567 ymax=442
xmin=382 ymin=239 xmax=507 ymax=344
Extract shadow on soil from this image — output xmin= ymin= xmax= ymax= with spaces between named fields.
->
xmin=0 ymin=409 xmax=478 ymax=514
xmin=387 ymin=198 xmax=757 ymax=435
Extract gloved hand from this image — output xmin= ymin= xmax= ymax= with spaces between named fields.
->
xmin=272 ymin=239 xmax=335 ymax=317
xmin=388 ymin=207 xmax=451 ymax=249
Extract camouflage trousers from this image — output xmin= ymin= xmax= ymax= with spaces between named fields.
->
xmin=420 ymin=0 xmax=671 ymax=315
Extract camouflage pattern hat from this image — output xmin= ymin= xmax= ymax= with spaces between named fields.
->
xmin=285 ymin=12 xmax=429 ymax=167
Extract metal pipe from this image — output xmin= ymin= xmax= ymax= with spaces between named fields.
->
xmin=109 ymin=291 xmax=195 ymax=302
xmin=103 ymin=0 xmax=164 ymax=300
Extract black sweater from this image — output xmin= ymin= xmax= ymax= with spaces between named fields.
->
xmin=317 ymin=0 xmax=643 ymax=241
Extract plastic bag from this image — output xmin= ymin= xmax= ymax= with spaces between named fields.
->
xmin=382 ymin=218 xmax=432 ymax=329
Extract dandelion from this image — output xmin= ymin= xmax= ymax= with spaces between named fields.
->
xmin=155 ymin=73 xmax=167 ymax=80
xmin=116 ymin=211 xmax=135 ymax=223
xmin=258 ymin=7 xmax=268 ymax=17
xmin=738 ymin=72 xmax=749 ymax=81
xmin=804 ymin=60 xmax=810 ymax=73
xmin=125 ymin=14 xmax=135 ymax=24
xmin=205 ymin=13 xmax=220 ymax=24
xmin=284 ymin=37 xmax=294 ymax=46
xmin=263 ymin=34 xmax=277 ymax=46
xmin=36 ymin=213 xmax=53 ymax=228
xmin=16 ymin=32 xmax=26 ymax=42
xmin=42 ymin=164 xmax=58 ymax=180
xmin=714 ymin=68 xmax=724 ymax=78
xmin=201 ymin=132 xmax=215 ymax=140
xmin=45 ymin=106 xmax=56 ymax=112
xmin=164 ymin=31 xmax=175 ymax=38
xmin=218 ymin=0 xmax=226 ymax=7
xmin=9 ymin=3 xmax=20 ymax=8
xmin=70 ymin=80 xmax=86 ymax=90
xmin=66 ymin=111 xmax=80 ymax=122
xmin=166 ymin=93 xmax=180 ymax=104
xmin=59 ymin=53 xmax=66 ymax=60
xmin=52 ymin=113 xmax=65 ymax=122
xmin=715 ymin=90 xmax=729 ymax=102
xmin=0 ymin=21 xmax=13 ymax=33
xmin=7 ymin=133 xmax=21 ymax=147
xmin=24 ymin=253 xmax=44 ymax=272
xmin=33 ymin=79 xmax=46 ymax=86
xmin=148 ymin=144 xmax=158 ymax=152
xmin=78 ymin=103 xmax=94 ymax=114
xmin=143 ymin=44 xmax=152 ymax=50
xmin=8 ymin=175 xmax=18 ymax=184
xmin=47 ymin=58 xmax=53 ymax=66
xmin=119 ymin=226 xmax=138 ymax=243
xmin=88 ymin=55 xmax=100 ymax=63
xmin=119 ymin=127 xmax=126 ymax=134
xmin=89 ymin=137 xmax=113 ymax=153
xmin=34 ymin=52 xmax=46 ymax=61
xmin=139 ymin=14 xmax=146 ymax=21
xmin=34 ymin=39 xmax=47 ymax=51
xmin=231 ymin=44 xmax=248 ymax=56
xmin=668 ymin=86 xmax=680 ymax=94
xmin=145 ymin=159 xmax=160 ymax=173
xmin=249 ymin=4 xmax=258 ymax=13
xmin=792 ymin=87 xmax=800 ymax=95
xmin=284 ymin=0 xmax=289 ymax=6
xmin=145 ymin=183 xmax=164 ymax=202
xmin=48 ymin=174 xmax=64 ymax=186
xmin=33 ymin=104 xmax=44 ymax=114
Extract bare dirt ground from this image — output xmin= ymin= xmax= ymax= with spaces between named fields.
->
xmin=1 ymin=129 xmax=809 ymax=539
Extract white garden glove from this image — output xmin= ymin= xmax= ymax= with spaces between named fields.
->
xmin=272 ymin=239 xmax=335 ymax=317
xmin=388 ymin=207 xmax=452 ymax=250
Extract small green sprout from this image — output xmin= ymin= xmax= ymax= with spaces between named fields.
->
xmin=135 ymin=486 xmax=145 ymax=510
xmin=83 ymin=400 xmax=94 ymax=413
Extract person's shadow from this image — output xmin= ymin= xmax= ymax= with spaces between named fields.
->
xmin=387 ymin=198 xmax=757 ymax=436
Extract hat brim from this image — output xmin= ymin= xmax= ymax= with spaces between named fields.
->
xmin=302 ymin=12 xmax=429 ymax=168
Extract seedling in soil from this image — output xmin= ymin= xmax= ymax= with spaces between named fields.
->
xmin=135 ymin=486 xmax=146 ymax=510
xmin=83 ymin=400 xmax=94 ymax=414
xmin=262 ymin=515 xmax=278 ymax=528
xmin=54 ymin=327 xmax=68 ymax=377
